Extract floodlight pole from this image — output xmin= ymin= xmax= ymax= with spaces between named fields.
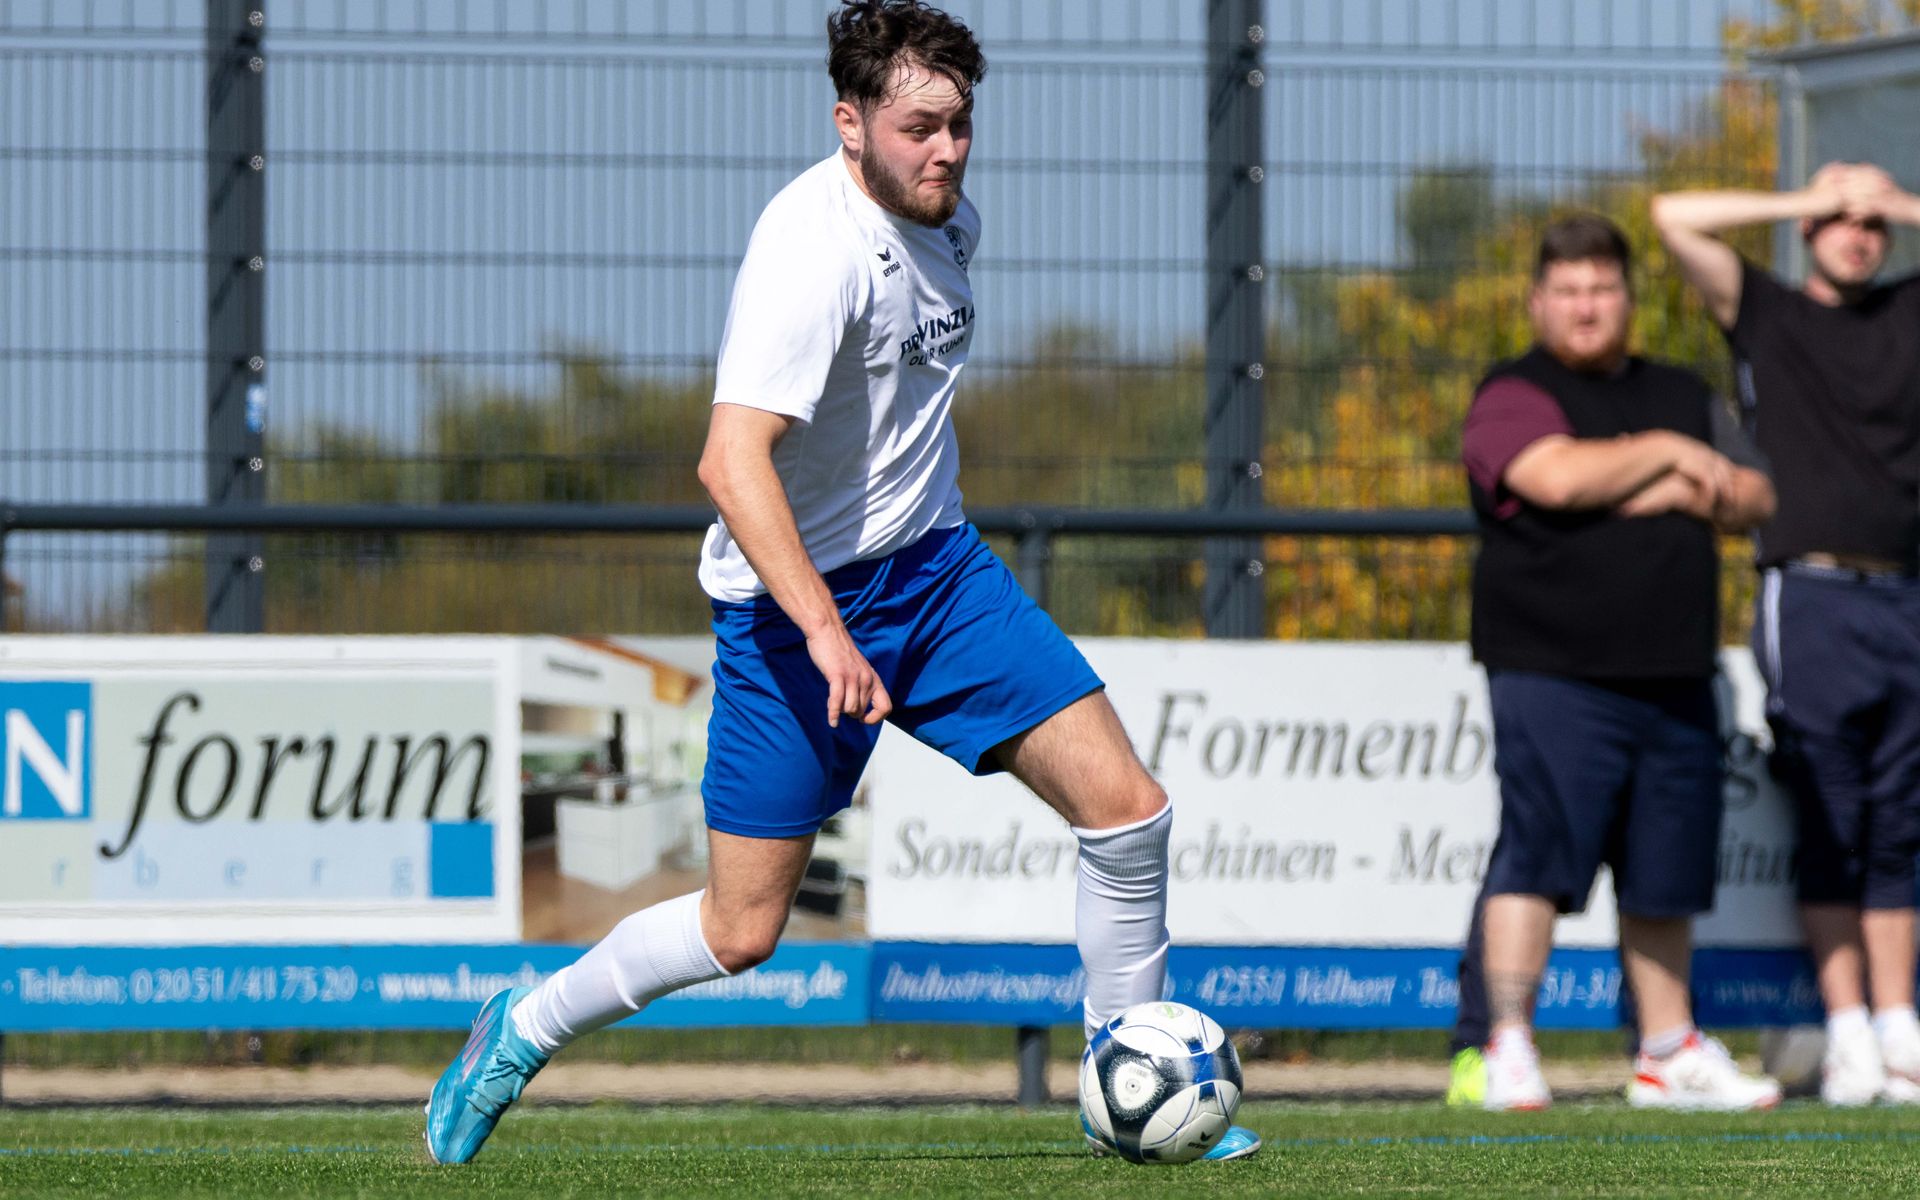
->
xmin=206 ymin=1 xmax=267 ymax=632
xmin=1203 ymin=0 xmax=1268 ymax=638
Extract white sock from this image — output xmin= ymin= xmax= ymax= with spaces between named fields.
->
xmin=510 ymin=890 xmax=728 ymax=1055
xmin=1829 ymin=1004 xmax=1873 ymax=1043
xmin=1073 ymin=802 xmax=1172 ymax=1040
xmin=1873 ymin=1005 xmax=1920 ymax=1042
xmin=1642 ymin=1023 xmax=1695 ymax=1060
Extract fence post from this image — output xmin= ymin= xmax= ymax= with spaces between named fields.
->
xmin=1016 ymin=1024 xmax=1049 ymax=1106
xmin=1203 ymin=0 xmax=1268 ymax=639
xmin=1013 ymin=521 xmax=1052 ymax=610
xmin=205 ymin=1 xmax=267 ymax=632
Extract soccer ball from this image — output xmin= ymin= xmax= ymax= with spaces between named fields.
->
xmin=1079 ymin=1000 xmax=1242 ymax=1165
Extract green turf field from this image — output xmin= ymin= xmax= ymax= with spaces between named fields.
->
xmin=5 ymin=1101 xmax=1920 ymax=1198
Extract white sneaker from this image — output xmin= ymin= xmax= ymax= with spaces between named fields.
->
xmin=1482 ymin=1029 xmax=1551 ymax=1111
xmin=1878 ymin=1021 xmax=1920 ymax=1104
xmin=1627 ymin=1032 xmax=1781 ymax=1111
xmin=1822 ymin=1021 xmax=1886 ymax=1107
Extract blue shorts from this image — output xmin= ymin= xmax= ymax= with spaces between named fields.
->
xmin=1482 ymin=670 xmax=1724 ymax=918
xmin=700 ymin=524 xmax=1105 ymax=838
xmin=1754 ymin=565 xmax=1920 ymax=908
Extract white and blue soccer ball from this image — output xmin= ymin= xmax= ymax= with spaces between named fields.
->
xmin=1079 ymin=1000 xmax=1242 ymax=1165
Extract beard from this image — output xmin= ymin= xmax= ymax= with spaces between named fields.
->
xmin=1548 ymin=328 xmax=1629 ymax=372
xmin=861 ymin=151 xmax=961 ymax=228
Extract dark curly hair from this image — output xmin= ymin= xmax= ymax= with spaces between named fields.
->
xmin=826 ymin=1 xmax=986 ymax=111
xmin=1535 ymin=213 xmax=1632 ymax=283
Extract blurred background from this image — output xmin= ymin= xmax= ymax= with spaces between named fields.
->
xmin=5 ymin=0 xmax=1920 ymax=1096
xmin=10 ymin=0 xmax=1916 ymax=644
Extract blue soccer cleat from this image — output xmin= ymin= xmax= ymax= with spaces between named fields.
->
xmin=1081 ymin=1109 xmax=1116 ymax=1156
xmin=1201 ymin=1124 xmax=1263 ymax=1162
xmin=1082 ymin=1110 xmax=1261 ymax=1163
xmin=424 ymin=986 xmax=550 ymax=1164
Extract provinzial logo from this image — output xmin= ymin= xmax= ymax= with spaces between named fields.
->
xmin=1 ymin=681 xmax=93 ymax=821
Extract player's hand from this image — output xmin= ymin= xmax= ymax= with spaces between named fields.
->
xmin=805 ymin=623 xmax=892 ymax=728
xmin=1658 ymin=432 xmax=1734 ymax=508
xmin=1805 ymin=162 xmax=1854 ymax=217
xmin=1839 ymin=164 xmax=1900 ymax=217
xmin=1617 ymin=471 xmax=1707 ymax=520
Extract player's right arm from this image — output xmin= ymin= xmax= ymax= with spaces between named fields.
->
xmin=698 ymin=404 xmax=891 ymax=728
xmin=702 ymin=184 xmax=890 ymax=728
xmin=1464 ymin=376 xmax=1733 ymax=514
xmin=1502 ymin=429 xmax=1732 ymax=512
xmin=1650 ymin=163 xmax=1850 ymax=328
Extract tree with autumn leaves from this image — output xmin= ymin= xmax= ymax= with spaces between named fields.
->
xmin=1263 ymin=0 xmax=1920 ymax=641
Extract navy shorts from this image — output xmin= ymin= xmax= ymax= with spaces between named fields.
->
xmin=1754 ymin=566 xmax=1920 ymax=908
xmin=1483 ymin=670 xmax=1723 ymax=918
xmin=700 ymin=524 xmax=1105 ymax=838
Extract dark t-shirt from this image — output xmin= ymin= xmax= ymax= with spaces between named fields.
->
xmin=1466 ymin=349 xmax=1722 ymax=679
xmin=1728 ymin=260 xmax=1920 ymax=569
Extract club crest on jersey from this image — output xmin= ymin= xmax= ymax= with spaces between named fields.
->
xmin=944 ymin=225 xmax=969 ymax=270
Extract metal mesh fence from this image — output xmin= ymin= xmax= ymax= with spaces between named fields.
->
xmin=5 ymin=1 xmax=1912 ymax=637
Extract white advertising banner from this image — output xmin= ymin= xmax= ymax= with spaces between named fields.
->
xmin=0 ymin=637 xmax=522 ymax=944
xmin=864 ymin=640 xmax=1797 ymax=949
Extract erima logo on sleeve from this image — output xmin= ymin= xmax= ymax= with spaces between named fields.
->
xmin=1 ymin=681 xmax=93 ymax=820
xmin=876 ymin=246 xmax=902 ymax=278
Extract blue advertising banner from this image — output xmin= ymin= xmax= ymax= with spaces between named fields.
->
xmin=869 ymin=943 xmax=1824 ymax=1030
xmin=0 ymin=942 xmax=870 ymax=1031
xmin=0 ymin=941 xmax=1823 ymax=1031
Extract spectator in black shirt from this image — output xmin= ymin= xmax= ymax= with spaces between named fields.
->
xmin=1655 ymin=162 xmax=1920 ymax=1107
xmin=1457 ymin=214 xmax=1777 ymax=1113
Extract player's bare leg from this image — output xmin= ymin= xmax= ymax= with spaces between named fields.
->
xmin=700 ymin=831 xmax=820 ymax=971
xmin=427 ymin=830 xmax=813 ymax=1163
xmin=995 ymin=691 xmax=1164 ymax=831
xmin=1480 ymin=893 xmax=1555 ymax=1110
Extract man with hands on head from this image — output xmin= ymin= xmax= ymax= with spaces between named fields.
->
xmin=1462 ymin=213 xmax=1779 ymax=1113
xmin=1654 ymin=162 xmax=1920 ymax=1107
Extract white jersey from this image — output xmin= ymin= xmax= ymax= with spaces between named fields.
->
xmin=698 ymin=152 xmax=978 ymax=602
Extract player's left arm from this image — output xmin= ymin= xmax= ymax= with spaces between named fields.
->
xmin=1617 ymin=394 xmax=1774 ymax=531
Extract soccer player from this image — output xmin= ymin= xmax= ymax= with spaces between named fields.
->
xmin=1654 ymin=162 xmax=1920 ymax=1106
xmin=426 ymin=1 xmax=1258 ymax=1163
xmin=1462 ymin=214 xmax=1780 ymax=1111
